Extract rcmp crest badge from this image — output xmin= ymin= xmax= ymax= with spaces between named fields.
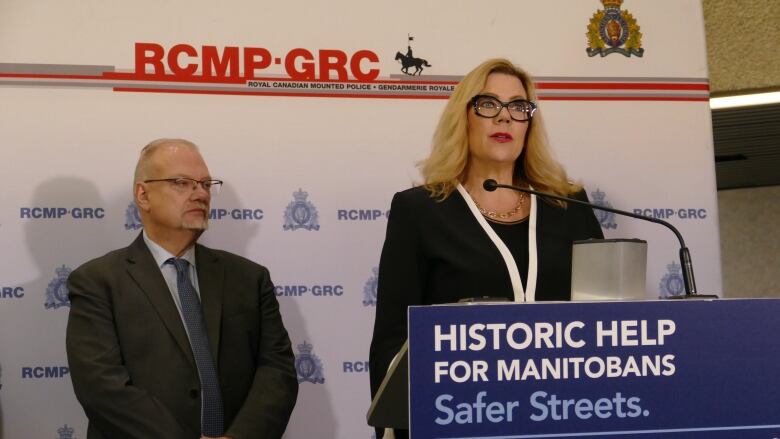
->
xmin=295 ymin=341 xmax=325 ymax=384
xmin=283 ymin=189 xmax=320 ymax=231
xmin=45 ymin=265 xmax=72 ymax=309
xmin=362 ymin=267 xmax=379 ymax=306
xmin=57 ymin=424 xmax=76 ymax=439
xmin=591 ymin=189 xmax=617 ymax=230
xmin=124 ymin=202 xmax=143 ymax=230
xmin=659 ymin=261 xmax=685 ymax=298
xmin=586 ymin=0 xmax=644 ymax=57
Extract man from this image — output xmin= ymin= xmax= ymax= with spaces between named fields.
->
xmin=66 ymin=139 xmax=298 ymax=439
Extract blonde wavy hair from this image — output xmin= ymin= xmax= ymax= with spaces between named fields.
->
xmin=420 ymin=58 xmax=581 ymax=205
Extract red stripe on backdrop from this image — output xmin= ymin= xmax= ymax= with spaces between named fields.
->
xmin=0 ymin=70 xmax=709 ymax=101
xmin=103 ymin=71 xmax=459 ymax=85
xmin=0 ymin=71 xmax=708 ymax=93
xmin=0 ymin=71 xmax=458 ymax=85
xmin=537 ymin=82 xmax=710 ymax=91
xmin=112 ymin=87 xmax=708 ymax=101
xmin=540 ymin=96 xmax=709 ymax=102
xmin=112 ymin=87 xmax=451 ymax=99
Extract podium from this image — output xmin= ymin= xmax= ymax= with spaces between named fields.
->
xmin=371 ymin=299 xmax=780 ymax=438
xmin=366 ymin=340 xmax=408 ymax=430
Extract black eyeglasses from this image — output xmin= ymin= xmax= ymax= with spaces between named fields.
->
xmin=470 ymin=95 xmax=537 ymax=122
xmin=144 ymin=177 xmax=223 ymax=195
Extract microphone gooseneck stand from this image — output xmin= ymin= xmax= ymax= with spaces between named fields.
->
xmin=482 ymin=179 xmax=717 ymax=299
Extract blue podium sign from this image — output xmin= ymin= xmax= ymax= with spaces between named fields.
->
xmin=408 ymin=299 xmax=780 ymax=438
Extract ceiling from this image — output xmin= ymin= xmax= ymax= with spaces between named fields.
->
xmin=703 ymin=0 xmax=780 ymax=189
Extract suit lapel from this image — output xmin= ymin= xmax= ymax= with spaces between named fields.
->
xmin=195 ymin=244 xmax=224 ymax=362
xmin=125 ymin=234 xmax=195 ymax=367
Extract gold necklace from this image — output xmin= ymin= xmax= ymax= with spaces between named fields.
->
xmin=472 ymin=193 xmax=526 ymax=220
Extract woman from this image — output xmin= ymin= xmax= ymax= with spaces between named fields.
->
xmin=368 ymin=58 xmax=603 ymax=438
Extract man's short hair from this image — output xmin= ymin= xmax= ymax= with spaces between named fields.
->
xmin=133 ymin=138 xmax=199 ymax=185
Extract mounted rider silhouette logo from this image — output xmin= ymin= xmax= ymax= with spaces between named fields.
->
xmin=395 ymin=34 xmax=432 ymax=76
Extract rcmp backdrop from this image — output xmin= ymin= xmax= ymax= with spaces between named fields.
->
xmin=0 ymin=1 xmax=720 ymax=437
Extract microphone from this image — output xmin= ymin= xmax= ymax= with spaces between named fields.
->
xmin=483 ymin=179 xmax=715 ymax=298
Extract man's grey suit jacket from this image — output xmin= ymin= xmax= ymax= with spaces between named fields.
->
xmin=66 ymin=233 xmax=298 ymax=439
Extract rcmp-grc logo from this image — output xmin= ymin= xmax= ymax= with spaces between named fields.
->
xmin=45 ymin=265 xmax=72 ymax=309
xmin=363 ymin=267 xmax=378 ymax=306
xmin=57 ymin=424 xmax=76 ymax=439
xmin=586 ymin=0 xmax=644 ymax=57
xmin=295 ymin=341 xmax=325 ymax=384
xmin=124 ymin=202 xmax=143 ymax=230
xmin=659 ymin=261 xmax=685 ymax=298
xmin=591 ymin=188 xmax=617 ymax=230
xmin=283 ymin=189 xmax=320 ymax=231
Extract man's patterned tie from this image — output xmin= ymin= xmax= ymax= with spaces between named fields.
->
xmin=167 ymin=258 xmax=224 ymax=437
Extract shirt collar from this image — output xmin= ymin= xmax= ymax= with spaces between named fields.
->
xmin=142 ymin=230 xmax=197 ymax=269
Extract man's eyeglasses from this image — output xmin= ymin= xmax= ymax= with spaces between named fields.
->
xmin=144 ymin=177 xmax=223 ymax=195
xmin=470 ymin=95 xmax=537 ymax=122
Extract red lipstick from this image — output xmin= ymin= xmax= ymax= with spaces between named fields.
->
xmin=490 ymin=132 xmax=513 ymax=143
